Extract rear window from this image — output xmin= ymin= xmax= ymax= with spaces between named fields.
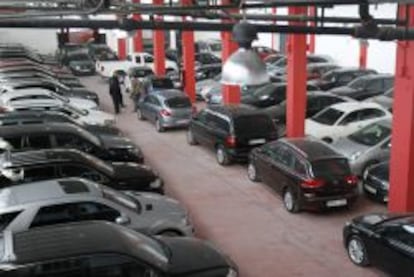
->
xmin=234 ymin=115 xmax=276 ymax=136
xmin=165 ymin=97 xmax=191 ymax=108
xmin=311 ymin=159 xmax=350 ymax=178
xmin=152 ymin=79 xmax=174 ymax=89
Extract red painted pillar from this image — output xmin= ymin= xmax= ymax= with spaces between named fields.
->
xmin=221 ymin=0 xmax=240 ymax=104
xmin=308 ymin=7 xmax=316 ymax=54
xmin=389 ymin=5 xmax=414 ymax=212
xmin=271 ymin=7 xmax=277 ymax=50
xmin=117 ymin=38 xmax=127 ymax=60
xmin=153 ymin=0 xmax=166 ymax=76
xmin=132 ymin=0 xmax=143 ymax=53
xmin=286 ymin=7 xmax=307 ymax=138
xmin=181 ymin=0 xmax=196 ymax=103
xmin=359 ymin=40 xmax=368 ymax=69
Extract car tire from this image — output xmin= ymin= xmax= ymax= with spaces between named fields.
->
xmin=155 ymin=118 xmax=165 ymax=133
xmin=137 ymin=108 xmax=145 ymax=120
xmin=247 ymin=162 xmax=260 ymax=182
xmin=216 ymin=145 xmax=230 ymax=166
xmin=321 ymin=137 xmax=333 ymax=144
xmin=347 ymin=235 xmax=370 ymax=267
xmin=283 ymin=187 xmax=300 ymax=213
xmin=187 ymin=128 xmax=198 ymax=145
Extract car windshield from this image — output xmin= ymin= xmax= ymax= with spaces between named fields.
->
xmin=68 ymin=54 xmax=90 ymax=61
xmin=152 ymin=79 xmax=174 ymax=89
xmin=312 ymin=158 xmax=351 ymax=178
xmin=348 ymin=78 xmax=366 ymax=89
xmin=234 ymin=115 xmax=275 ymax=137
xmin=165 ymin=96 xmax=191 ymax=108
xmin=102 ymin=186 xmax=142 ymax=213
xmin=312 ymin=108 xmax=344 ymax=125
xmin=130 ymin=68 xmax=153 ymax=78
xmin=348 ymin=122 xmax=391 ymax=146
xmin=65 ymin=103 xmax=89 ymax=116
xmin=210 ymin=43 xmax=222 ymax=52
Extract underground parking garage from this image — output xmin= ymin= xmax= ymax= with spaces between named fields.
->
xmin=0 ymin=0 xmax=413 ymax=276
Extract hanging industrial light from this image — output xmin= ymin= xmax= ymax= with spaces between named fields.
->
xmin=221 ymin=20 xmax=270 ymax=86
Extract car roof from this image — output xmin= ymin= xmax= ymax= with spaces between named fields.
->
xmin=154 ymin=89 xmax=188 ymax=99
xmin=2 ymin=221 xmax=168 ymax=269
xmin=207 ymin=104 xmax=265 ymax=118
xmin=328 ymin=101 xmax=385 ymax=113
xmin=279 ymin=138 xmax=344 ymax=161
xmin=0 ymin=122 xmax=90 ymax=137
xmin=0 ymin=178 xmax=102 ymax=207
xmin=328 ymin=67 xmax=376 ymax=74
xmin=2 ymin=88 xmax=53 ymax=99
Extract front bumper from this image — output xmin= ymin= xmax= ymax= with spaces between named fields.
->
xmin=363 ymin=181 xmax=388 ymax=203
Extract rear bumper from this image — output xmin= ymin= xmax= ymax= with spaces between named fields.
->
xmin=299 ymin=190 xmax=358 ymax=210
xmin=161 ymin=117 xmax=191 ymax=128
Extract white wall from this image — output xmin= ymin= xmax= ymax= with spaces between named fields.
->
xmin=0 ymin=28 xmax=58 ymax=55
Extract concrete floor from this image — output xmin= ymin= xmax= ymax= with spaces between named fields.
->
xmin=82 ymin=76 xmax=386 ymax=277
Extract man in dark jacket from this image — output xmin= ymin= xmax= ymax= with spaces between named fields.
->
xmin=109 ymin=71 xmax=122 ymax=114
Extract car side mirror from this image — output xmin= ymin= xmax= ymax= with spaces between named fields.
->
xmin=115 ymin=215 xmax=130 ymax=225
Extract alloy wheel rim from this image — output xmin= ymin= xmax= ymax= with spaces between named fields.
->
xmin=348 ymin=239 xmax=364 ymax=264
xmin=248 ymin=163 xmax=256 ymax=180
xmin=284 ymin=191 xmax=293 ymax=210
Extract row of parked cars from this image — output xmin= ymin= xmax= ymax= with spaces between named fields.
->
xmin=0 ymin=43 xmax=238 ymax=277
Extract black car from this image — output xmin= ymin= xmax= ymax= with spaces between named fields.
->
xmin=63 ymin=51 xmax=96 ymax=76
xmin=330 ymin=74 xmax=394 ymax=101
xmin=0 ymin=71 xmax=84 ymax=88
xmin=195 ymin=64 xmax=222 ymax=81
xmin=195 ymin=52 xmax=221 ymax=66
xmin=0 ymin=123 xmax=143 ymax=163
xmin=241 ymin=82 xmax=319 ymax=108
xmin=362 ymin=161 xmax=389 ymax=203
xmin=0 ymin=111 xmax=121 ymax=136
xmin=343 ymin=213 xmax=414 ymax=277
xmin=87 ymin=43 xmax=118 ymax=61
xmin=248 ymin=138 xmax=358 ymax=212
xmin=187 ymin=105 xmax=278 ymax=165
xmin=0 ymin=149 xmax=163 ymax=193
xmin=309 ymin=68 xmax=377 ymax=91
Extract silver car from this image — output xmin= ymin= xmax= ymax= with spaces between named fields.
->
xmin=331 ymin=119 xmax=391 ymax=176
xmin=0 ymin=177 xmax=193 ymax=236
xmin=137 ymin=89 xmax=193 ymax=132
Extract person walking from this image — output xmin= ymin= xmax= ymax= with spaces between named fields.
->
xmin=130 ymin=76 xmax=144 ymax=111
xmin=109 ymin=71 xmax=122 ymax=114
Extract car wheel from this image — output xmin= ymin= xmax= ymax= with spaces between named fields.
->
xmin=216 ymin=145 xmax=230 ymax=166
xmin=347 ymin=235 xmax=370 ymax=266
xmin=155 ymin=119 xmax=165 ymax=132
xmin=247 ymin=162 xmax=260 ymax=182
xmin=137 ymin=108 xmax=145 ymax=120
xmin=322 ymin=137 xmax=333 ymax=144
xmin=187 ymin=128 xmax=198 ymax=145
xmin=283 ymin=188 xmax=300 ymax=213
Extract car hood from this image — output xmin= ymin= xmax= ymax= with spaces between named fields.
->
xmin=68 ymin=97 xmax=97 ymax=110
xmin=160 ymin=237 xmax=232 ymax=275
xmin=69 ymin=60 xmax=94 ymax=67
xmin=331 ymin=136 xmax=371 ymax=159
xmin=111 ymin=162 xmax=157 ymax=180
xmin=99 ymin=135 xmax=136 ymax=149
xmin=329 ymin=86 xmax=358 ymax=95
xmin=351 ymin=213 xmax=410 ymax=228
xmin=81 ymin=110 xmax=115 ymax=126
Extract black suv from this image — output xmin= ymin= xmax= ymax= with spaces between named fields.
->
xmin=0 ymin=149 xmax=163 ymax=193
xmin=187 ymin=105 xmax=278 ymax=165
xmin=0 ymin=123 xmax=143 ymax=163
xmin=0 ymin=221 xmax=238 ymax=277
xmin=248 ymin=138 xmax=358 ymax=212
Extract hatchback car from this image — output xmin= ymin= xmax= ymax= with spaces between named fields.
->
xmin=331 ymin=119 xmax=391 ymax=176
xmin=0 ymin=178 xmax=193 ymax=236
xmin=187 ymin=105 xmax=278 ymax=165
xmin=309 ymin=68 xmax=377 ymax=91
xmin=248 ymin=138 xmax=358 ymax=212
xmin=63 ymin=51 xmax=96 ymax=76
xmin=343 ymin=213 xmax=414 ymax=277
xmin=0 ymin=149 xmax=163 ymax=193
xmin=362 ymin=161 xmax=389 ymax=202
xmin=0 ymin=221 xmax=237 ymax=277
xmin=305 ymin=102 xmax=391 ymax=143
xmin=137 ymin=90 xmax=193 ymax=132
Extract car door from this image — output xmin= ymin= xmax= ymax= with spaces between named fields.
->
xmin=255 ymin=143 xmax=282 ymax=187
xmin=190 ymin=110 xmax=210 ymax=145
xmin=23 ymin=133 xmax=52 ymax=150
xmin=22 ymin=165 xmax=57 ymax=183
xmin=265 ymin=144 xmax=294 ymax=193
xmin=336 ymin=111 xmax=361 ymax=138
xmin=145 ymin=95 xmax=162 ymax=122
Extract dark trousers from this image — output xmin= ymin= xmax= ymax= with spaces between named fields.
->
xmin=111 ymin=94 xmax=121 ymax=114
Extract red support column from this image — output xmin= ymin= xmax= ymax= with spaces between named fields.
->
xmin=308 ymin=7 xmax=316 ymax=54
xmin=181 ymin=0 xmax=196 ymax=103
xmin=359 ymin=40 xmax=368 ymax=69
xmin=132 ymin=0 xmax=143 ymax=53
xmin=153 ymin=0 xmax=166 ymax=76
xmin=389 ymin=5 xmax=414 ymax=212
xmin=117 ymin=38 xmax=127 ymax=60
xmin=221 ymin=0 xmax=240 ymax=104
xmin=286 ymin=7 xmax=307 ymax=138
xmin=271 ymin=7 xmax=277 ymax=50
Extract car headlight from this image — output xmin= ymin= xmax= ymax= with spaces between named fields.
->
xmin=149 ymin=178 xmax=163 ymax=189
xmin=227 ymin=268 xmax=238 ymax=277
xmin=259 ymin=95 xmax=270 ymax=100
xmin=75 ymin=65 xmax=81 ymax=70
xmin=350 ymin=151 xmax=362 ymax=161
xmin=180 ymin=216 xmax=190 ymax=226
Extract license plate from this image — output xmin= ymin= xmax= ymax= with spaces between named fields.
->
xmin=249 ymin=138 xmax=266 ymax=145
xmin=364 ymin=184 xmax=377 ymax=194
xmin=326 ymin=199 xmax=347 ymax=207
xmin=177 ymin=119 xmax=189 ymax=124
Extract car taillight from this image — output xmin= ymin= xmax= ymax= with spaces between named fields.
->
xmin=345 ymin=175 xmax=358 ymax=186
xmin=300 ymin=179 xmax=325 ymax=189
xmin=225 ymin=135 xmax=236 ymax=148
xmin=160 ymin=109 xmax=171 ymax=117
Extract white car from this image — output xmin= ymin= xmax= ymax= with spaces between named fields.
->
xmin=305 ymin=102 xmax=391 ymax=143
xmin=96 ymin=52 xmax=178 ymax=78
xmin=0 ymin=88 xmax=98 ymax=110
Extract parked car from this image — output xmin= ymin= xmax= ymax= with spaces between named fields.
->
xmin=194 ymin=52 xmax=221 ymax=66
xmin=331 ymin=119 xmax=391 ymax=176
xmin=187 ymin=105 xmax=278 ymax=165
xmin=0 ymin=177 xmax=193 ymax=236
xmin=362 ymin=161 xmax=389 ymax=202
xmin=63 ymin=51 xmax=96 ymax=76
xmin=195 ymin=63 xmax=222 ymax=81
xmin=306 ymin=63 xmax=341 ymax=80
xmin=196 ymin=73 xmax=221 ymax=100
xmin=55 ymin=43 xmax=87 ymax=63
xmin=137 ymin=90 xmax=193 ymax=132
xmin=248 ymin=138 xmax=358 ymax=213
xmin=124 ymin=65 xmax=154 ymax=93
xmin=0 ymin=149 xmax=163 ymax=193
xmin=0 ymin=65 xmax=77 ymax=81
xmin=267 ymin=54 xmax=334 ymax=77
xmin=309 ymin=68 xmax=377 ymax=91
xmin=0 ymin=221 xmax=237 ymax=277
xmin=0 ymin=123 xmax=143 ymax=163
xmin=195 ymin=39 xmax=222 ymax=58
xmin=87 ymin=43 xmax=118 ymax=62
xmin=365 ymin=88 xmax=393 ymax=112
xmin=343 ymin=213 xmax=414 ymax=276
xmin=305 ymin=102 xmax=391 ymax=143
xmin=329 ymin=74 xmax=394 ymax=100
